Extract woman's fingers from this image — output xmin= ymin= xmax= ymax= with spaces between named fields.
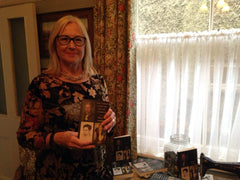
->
xmin=54 ymin=131 xmax=95 ymax=149
xmin=103 ymin=108 xmax=113 ymax=119
xmin=53 ymin=108 xmax=117 ymax=150
xmin=71 ymin=137 xmax=95 ymax=149
xmin=101 ymin=108 xmax=116 ymax=133
xmin=70 ymin=141 xmax=95 ymax=149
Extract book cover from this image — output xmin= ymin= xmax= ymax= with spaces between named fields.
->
xmin=112 ymin=135 xmax=133 ymax=178
xmin=112 ymin=161 xmax=133 ymax=179
xmin=164 ymin=151 xmax=179 ymax=177
xmin=78 ymin=99 xmax=109 ymax=145
xmin=130 ymin=156 xmax=168 ymax=178
xmin=177 ymin=148 xmax=199 ymax=180
xmin=150 ymin=172 xmax=184 ymax=180
xmin=114 ymin=135 xmax=131 ymax=163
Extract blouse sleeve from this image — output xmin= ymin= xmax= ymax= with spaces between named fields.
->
xmin=17 ymin=77 xmax=48 ymax=150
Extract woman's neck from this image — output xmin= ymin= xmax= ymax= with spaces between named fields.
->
xmin=60 ymin=62 xmax=83 ymax=76
xmin=58 ymin=62 xmax=88 ymax=83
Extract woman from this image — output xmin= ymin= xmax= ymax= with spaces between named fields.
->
xmin=17 ymin=15 xmax=116 ymax=179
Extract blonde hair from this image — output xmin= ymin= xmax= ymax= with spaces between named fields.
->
xmin=44 ymin=15 xmax=96 ymax=76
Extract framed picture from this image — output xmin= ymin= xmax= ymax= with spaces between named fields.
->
xmin=37 ymin=8 xmax=94 ymax=70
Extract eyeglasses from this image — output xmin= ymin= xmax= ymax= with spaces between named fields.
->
xmin=56 ymin=35 xmax=86 ymax=46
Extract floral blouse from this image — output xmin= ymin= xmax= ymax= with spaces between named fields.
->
xmin=17 ymin=73 xmax=112 ymax=180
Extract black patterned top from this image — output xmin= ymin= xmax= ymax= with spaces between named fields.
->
xmin=17 ymin=73 xmax=112 ymax=179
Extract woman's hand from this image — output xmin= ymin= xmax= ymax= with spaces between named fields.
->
xmin=101 ymin=108 xmax=116 ymax=133
xmin=53 ymin=131 xmax=95 ymax=149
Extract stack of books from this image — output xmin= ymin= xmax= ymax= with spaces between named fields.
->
xmin=112 ymin=136 xmax=199 ymax=180
xmin=150 ymin=172 xmax=184 ymax=180
xmin=112 ymin=135 xmax=133 ymax=179
xmin=130 ymin=156 xmax=168 ymax=178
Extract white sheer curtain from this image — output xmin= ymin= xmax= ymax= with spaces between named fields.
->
xmin=136 ymin=29 xmax=240 ymax=162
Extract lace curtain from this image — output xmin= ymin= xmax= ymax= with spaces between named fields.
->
xmin=136 ymin=29 xmax=240 ymax=161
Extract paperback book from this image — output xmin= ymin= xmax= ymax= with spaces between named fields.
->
xmin=78 ymin=99 xmax=109 ymax=145
xmin=130 ymin=156 xmax=168 ymax=178
xmin=112 ymin=135 xmax=133 ymax=178
xmin=177 ymin=147 xmax=199 ymax=180
xmin=112 ymin=161 xmax=133 ymax=179
xmin=149 ymin=172 xmax=184 ymax=180
xmin=114 ymin=135 xmax=131 ymax=163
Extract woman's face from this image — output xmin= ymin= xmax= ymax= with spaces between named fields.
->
xmin=56 ymin=22 xmax=85 ymax=66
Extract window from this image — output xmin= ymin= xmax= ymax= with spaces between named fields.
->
xmin=137 ymin=0 xmax=240 ymax=34
xmin=136 ymin=0 xmax=240 ymax=161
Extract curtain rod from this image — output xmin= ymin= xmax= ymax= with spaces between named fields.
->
xmin=136 ymin=29 xmax=240 ymax=39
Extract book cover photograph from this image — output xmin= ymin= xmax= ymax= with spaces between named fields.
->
xmin=78 ymin=99 xmax=109 ymax=145
xmin=177 ymin=148 xmax=199 ymax=180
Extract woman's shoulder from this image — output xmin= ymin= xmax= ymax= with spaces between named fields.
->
xmin=30 ymin=73 xmax=52 ymax=83
xmin=29 ymin=73 xmax=60 ymax=88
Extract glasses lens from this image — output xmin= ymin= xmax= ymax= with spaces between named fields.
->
xmin=74 ymin=36 xmax=85 ymax=46
xmin=57 ymin=35 xmax=86 ymax=46
xmin=58 ymin=36 xmax=70 ymax=45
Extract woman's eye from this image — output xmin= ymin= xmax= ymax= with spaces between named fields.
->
xmin=61 ymin=37 xmax=69 ymax=41
xmin=75 ymin=38 xmax=83 ymax=42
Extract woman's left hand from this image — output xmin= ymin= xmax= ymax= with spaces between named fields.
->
xmin=101 ymin=108 xmax=116 ymax=133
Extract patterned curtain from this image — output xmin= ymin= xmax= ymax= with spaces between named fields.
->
xmin=94 ymin=0 xmax=137 ymax=161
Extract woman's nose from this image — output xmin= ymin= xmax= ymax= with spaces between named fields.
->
xmin=68 ymin=40 xmax=76 ymax=49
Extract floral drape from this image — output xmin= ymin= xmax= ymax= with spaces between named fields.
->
xmin=94 ymin=0 xmax=137 ymax=160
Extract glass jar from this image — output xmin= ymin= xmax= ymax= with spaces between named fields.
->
xmin=164 ymin=134 xmax=192 ymax=177
xmin=164 ymin=134 xmax=191 ymax=153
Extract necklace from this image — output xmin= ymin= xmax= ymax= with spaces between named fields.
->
xmin=60 ymin=72 xmax=83 ymax=81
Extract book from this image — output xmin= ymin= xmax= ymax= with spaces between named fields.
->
xmin=130 ymin=156 xmax=168 ymax=178
xmin=78 ymin=99 xmax=109 ymax=145
xmin=164 ymin=151 xmax=179 ymax=177
xmin=112 ymin=161 xmax=133 ymax=179
xmin=112 ymin=135 xmax=133 ymax=178
xmin=177 ymin=147 xmax=199 ymax=180
xmin=149 ymin=172 xmax=184 ymax=180
xmin=114 ymin=135 xmax=131 ymax=163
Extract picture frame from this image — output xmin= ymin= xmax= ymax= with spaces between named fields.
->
xmin=37 ymin=8 xmax=94 ymax=70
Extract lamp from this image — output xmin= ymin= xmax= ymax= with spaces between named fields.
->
xmin=217 ymin=0 xmax=226 ymax=8
xmin=200 ymin=0 xmax=208 ymax=12
xmin=200 ymin=3 xmax=208 ymax=11
xmin=222 ymin=3 xmax=230 ymax=12
xmin=217 ymin=0 xmax=230 ymax=12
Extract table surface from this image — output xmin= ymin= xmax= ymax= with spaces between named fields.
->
xmin=114 ymin=171 xmax=240 ymax=180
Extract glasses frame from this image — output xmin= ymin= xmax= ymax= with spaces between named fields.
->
xmin=56 ymin=35 xmax=86 ymax=47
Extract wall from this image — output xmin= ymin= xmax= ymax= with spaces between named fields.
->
xmin=36 ymin=0 xmax=95 ymax=14
xmin=0 ymin=0 xmax=95 ymax=14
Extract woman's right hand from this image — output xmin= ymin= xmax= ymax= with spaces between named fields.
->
xmin=53 ymin=131 xmax=95 ymax=149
